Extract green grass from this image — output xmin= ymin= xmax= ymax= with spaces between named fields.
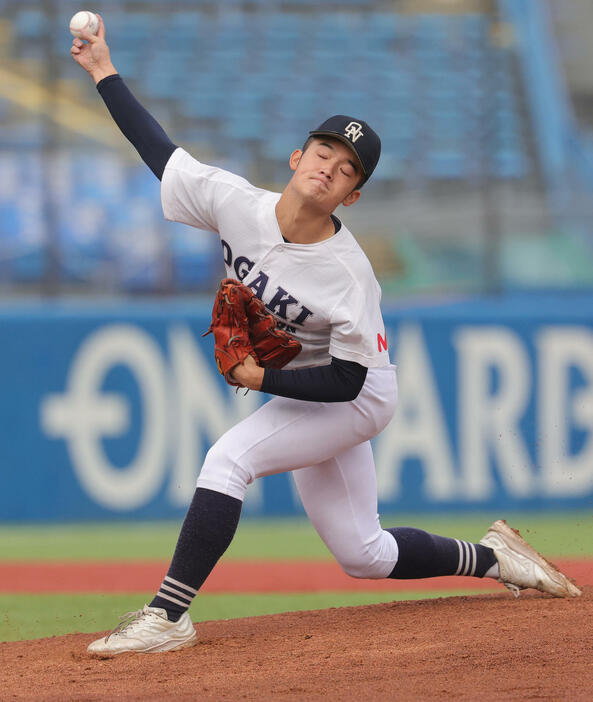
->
xmin=0 ymin=589 xmax=495 ymax=643
xmin=1 ymin=511 xmax=592 ymax=561
xmin=1 ymin=511 xmax=590 ymax=643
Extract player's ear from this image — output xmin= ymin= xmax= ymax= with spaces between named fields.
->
xmin=342 ymin=189 xmax=361 ymax=207
xmin=289 ymin=149 xmax=303 ymax=172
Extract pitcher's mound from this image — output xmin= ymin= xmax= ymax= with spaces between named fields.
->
xmin=2 ymin=588 xmax=591 ymax=701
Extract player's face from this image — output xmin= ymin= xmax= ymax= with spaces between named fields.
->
xmin=288 ymin=138 xmax=362 ymax=211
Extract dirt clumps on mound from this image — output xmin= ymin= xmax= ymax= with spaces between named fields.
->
xmin=2 ymin=588 xmax=592 ymax=701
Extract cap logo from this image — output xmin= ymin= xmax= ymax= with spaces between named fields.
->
xmin=344 ymin=122 xmax=364 ymax=143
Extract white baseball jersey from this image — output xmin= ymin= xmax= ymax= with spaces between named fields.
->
xmin=161 ymin=148 xmax=390 ymax=369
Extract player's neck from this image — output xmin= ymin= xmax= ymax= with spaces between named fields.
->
xmin=275 ymin=195 xmax=335 ymax=244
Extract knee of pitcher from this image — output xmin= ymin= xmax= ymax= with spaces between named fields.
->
xmin=339 ymin=558 xmax=382 ymax=580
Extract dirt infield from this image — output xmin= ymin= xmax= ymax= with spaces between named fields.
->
xmin=1 ymin=587 xmax=591 ymax=701
xmin=2 ymin=557 xmax=591 ymax=593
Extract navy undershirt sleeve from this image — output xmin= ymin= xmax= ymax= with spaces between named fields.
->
xmin=261 ymin=357 xmax=368 ymax=402
xmin=96 ymin=74 xmax=176 ymax=180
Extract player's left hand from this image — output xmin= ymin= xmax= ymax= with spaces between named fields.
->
xmin=204 ymin=278 xmax=301 ymax=389
xmin=229 ymin=355 xmax=264 ymax=390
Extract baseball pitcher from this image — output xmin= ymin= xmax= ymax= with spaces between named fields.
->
xmin=71 ymin=15 xmax=580 ymax=656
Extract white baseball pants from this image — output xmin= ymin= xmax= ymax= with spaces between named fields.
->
xmin=197 ymin=365 xmax=400 ymax=579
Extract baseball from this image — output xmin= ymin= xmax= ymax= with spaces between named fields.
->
xmin=69 ymin=10 xmax=99 ymax=38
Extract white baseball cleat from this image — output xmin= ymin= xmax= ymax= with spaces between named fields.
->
xmin=480 ymin=519 xmax=582 ymax=598
xmin=87 ymin=605 xmax=197 ymax=655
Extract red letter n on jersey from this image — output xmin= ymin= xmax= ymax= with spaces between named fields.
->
xmin=377 ymin=332 xmax=388 ymax=352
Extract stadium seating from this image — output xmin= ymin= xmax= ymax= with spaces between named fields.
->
xmin=0 ymin=2 xmax=530 ymax=291
xmin=5 ymin=6 xmax=527 ymax=180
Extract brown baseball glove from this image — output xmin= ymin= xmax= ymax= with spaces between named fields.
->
xmin=203 ymin=278 xmax=302 ymax=387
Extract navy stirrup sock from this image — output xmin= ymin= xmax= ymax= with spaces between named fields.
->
xmin=386 ymin=527 xmax=497 ymax=579
xmin=150 ymin=487 xmax=242 ymax=621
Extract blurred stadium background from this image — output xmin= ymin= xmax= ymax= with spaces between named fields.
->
xmin=2 ymin=0 xmax=593 ymax=297
xmin=1 ymin=0 xmax=593 ymax=521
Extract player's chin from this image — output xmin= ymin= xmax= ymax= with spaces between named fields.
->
xmin=304 ymin=181 xmax=333 ymax=203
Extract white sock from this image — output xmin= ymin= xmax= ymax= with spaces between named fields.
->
xmin=484 ymin=563 xmax=500 ymax=579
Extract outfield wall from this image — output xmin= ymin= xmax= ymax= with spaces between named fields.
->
xmin=1 ymin=294 xmax=592 ymax=522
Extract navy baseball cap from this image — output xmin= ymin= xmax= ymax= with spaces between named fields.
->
xmin=309 ymin=115 xmax=381 ymax=186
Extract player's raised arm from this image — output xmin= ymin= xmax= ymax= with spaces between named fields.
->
xmin=70 ymin=14 xmax=116 ymax=84
xmin=70 ymin=14 xmax=177 ymax=180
